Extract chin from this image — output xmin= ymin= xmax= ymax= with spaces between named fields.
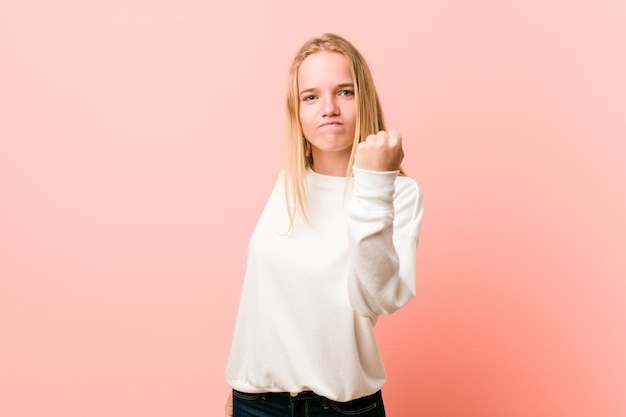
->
xmin=315 ymin=138 xmax=353 ymax=150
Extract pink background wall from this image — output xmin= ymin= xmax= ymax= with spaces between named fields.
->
xmin=1 ymin=1 xmax=624 ymax=416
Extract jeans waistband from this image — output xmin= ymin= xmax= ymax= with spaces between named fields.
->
xmin=233 ymin=389 xmax=382 ymax=403
xmin=235 ymin=389 xmax=321 ymax=400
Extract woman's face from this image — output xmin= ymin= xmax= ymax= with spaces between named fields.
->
xmin=298 ymin=51 xmax=357 ymax=160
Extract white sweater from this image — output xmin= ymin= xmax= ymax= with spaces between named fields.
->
xmin=225 ymin=167 xmax=424 ymax=402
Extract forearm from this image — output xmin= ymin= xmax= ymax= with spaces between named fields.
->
xmin=346 ymin=168 xmax=420 ymax=317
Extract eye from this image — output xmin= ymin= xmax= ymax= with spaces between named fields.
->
xmin=338 ymin=90 xmax=354 ymax=97
xmin=302 ymin=94 xmax=317 ymax=102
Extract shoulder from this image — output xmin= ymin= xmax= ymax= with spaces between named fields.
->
xmin=394 ymin=175 xmax=422 ymax=201
xmin=393 ymin=175 xmax=424 ymax=219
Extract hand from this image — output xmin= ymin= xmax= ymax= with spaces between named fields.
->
xmin=225 ymin=391 xmax=233 ymax=417
xmin=354 ymin=130 xmax=404 ymax=172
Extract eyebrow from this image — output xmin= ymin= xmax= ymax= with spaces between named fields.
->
xmin=299 ymin=83 xmax=355 ymax=96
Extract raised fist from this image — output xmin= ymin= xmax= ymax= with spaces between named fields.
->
xmin=354 ymin=130 xmax=404 ymax=172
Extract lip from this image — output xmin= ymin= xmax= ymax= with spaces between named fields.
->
xmin=319 ymin=121 xmax=342 ymax=128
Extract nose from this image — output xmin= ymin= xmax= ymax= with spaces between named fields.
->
xmin=321 ymin=95 xmax=339 ymax=117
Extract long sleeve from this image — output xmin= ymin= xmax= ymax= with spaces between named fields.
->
xmin=226 ymin=169 xmax=424 ymax=401
xmin=346 ymin=167 xmax=424 ymax=317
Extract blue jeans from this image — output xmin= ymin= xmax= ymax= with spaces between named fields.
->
xmin=232 ymin=389 xmax=386 ymax=417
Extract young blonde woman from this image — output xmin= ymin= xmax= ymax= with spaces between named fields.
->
xmin=224 ymin=33 xmax=424 ymax=417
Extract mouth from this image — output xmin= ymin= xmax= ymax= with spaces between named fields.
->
xmin=319 ymin=121 xmax=342 ymax=128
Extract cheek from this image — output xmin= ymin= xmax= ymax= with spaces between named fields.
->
xmin=343 ymin=101 xmax=356 ymax=118
xmin=344 ymin=106 xmax=357 ymax=129
xmin=299 ymin=107 xmax=314 ymax=131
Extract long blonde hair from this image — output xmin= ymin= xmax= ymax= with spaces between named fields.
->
xmin=284 ymin=33 xmax=398 ymax=228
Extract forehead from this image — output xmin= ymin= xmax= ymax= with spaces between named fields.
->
xmin=298 ymin=51 xmax=353 ymax=88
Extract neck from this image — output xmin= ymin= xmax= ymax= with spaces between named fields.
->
xmin=310 ymin=149 xmax=351 ymax=177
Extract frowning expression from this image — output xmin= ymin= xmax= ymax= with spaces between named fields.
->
xmin=298 ymin=51 xmax=357 ymax=159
